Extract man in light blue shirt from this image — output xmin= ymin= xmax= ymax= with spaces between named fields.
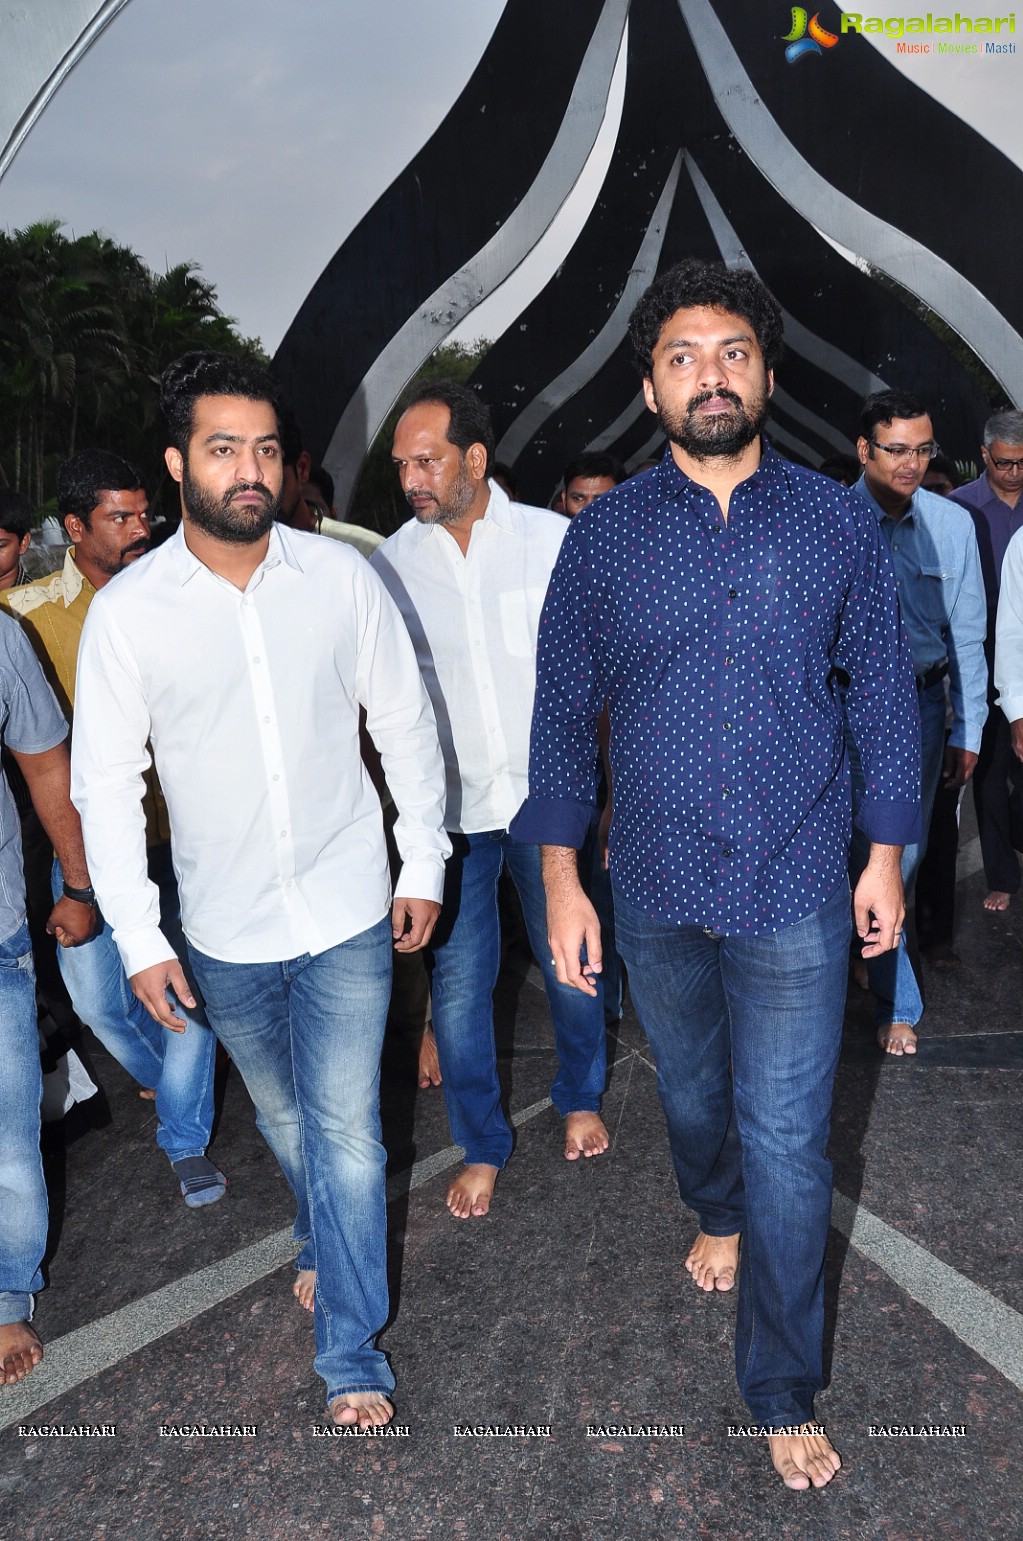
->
xmin=851 ymin=388 xmax=987 ymax=1054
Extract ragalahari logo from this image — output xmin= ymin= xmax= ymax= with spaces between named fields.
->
xmin=782 ymin=7 xmax=841 ymax=61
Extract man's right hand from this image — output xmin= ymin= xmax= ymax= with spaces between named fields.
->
xmin=542 ymin=845 xmax=603 ymax=996
xmin=129 ymin=958 xmax=197 ymax=1033
xmin=1012 ymin=718 xmax=1023 ymax=764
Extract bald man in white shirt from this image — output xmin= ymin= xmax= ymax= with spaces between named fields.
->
xmin=373 ymin=381 xmax=608 ymax=1222
xmin=72 ymin=351 xmax=450 ymax=1430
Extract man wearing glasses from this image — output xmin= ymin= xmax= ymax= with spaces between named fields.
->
xmin=950 ymin=410 xmax=1023 ymax=913
xmin=852 ymin=388 xmax=986 ymax=1054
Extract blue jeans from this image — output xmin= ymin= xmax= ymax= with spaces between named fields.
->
xmin=613 ymin=881 xmax=850 ymax=1426
xmin=849 ymin=680 xmax=946 ymax=1028
xmin=0 ymin=921 xmax=47 ymax=1326
xmin=429 ymin=831 xmax=607 ymax=1167
xmin=53 ymin=847 xmax=216 ymax=1164
xmin=187 ymin=918 xmax=394 ymax=1405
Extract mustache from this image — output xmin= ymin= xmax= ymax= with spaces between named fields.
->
xmin=687 ymin=389 xmax=744 ymax=415
xmin=227 ymin=481 xmax=273 ymax=504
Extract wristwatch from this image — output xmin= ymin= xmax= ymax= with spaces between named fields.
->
xmin=62 ymin=880 xmax=97 ymax=905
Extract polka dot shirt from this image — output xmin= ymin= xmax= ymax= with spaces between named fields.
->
xmin=511 ymin=445 xmax=921 ymax=935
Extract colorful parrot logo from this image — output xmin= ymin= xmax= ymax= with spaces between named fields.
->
xmin=781 ymin=8 xmax=840 ymax=62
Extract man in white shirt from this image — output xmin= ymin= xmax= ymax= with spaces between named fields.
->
xmin=71 ymin=352 xmax=450 ymax=1429
xmin=372 ymin=382 xmax=608 ymax=1221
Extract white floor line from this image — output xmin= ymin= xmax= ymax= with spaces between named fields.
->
xmin=830 ymin=1189 xmax=1023 ymax=1392
xmin=1 ymin=1097 xmax=558 ymax=1431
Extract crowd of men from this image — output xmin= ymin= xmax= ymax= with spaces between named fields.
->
xmin=1 ymin=258 xmax=1021 ymax=1493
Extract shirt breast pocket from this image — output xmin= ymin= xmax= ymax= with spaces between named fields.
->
xmin=499 ymin=588 xmax=545 ymax=659
xmin=915 ymin=565 xmax=953 ymax=630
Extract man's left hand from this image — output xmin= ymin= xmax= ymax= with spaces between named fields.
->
xmin=46 ymin=895 xmax=99 ymax=948
xmin=854 ymin=844 xmax=905 ymax=958
xmin=392 ymin=897 xmax=441 ymax=952
xmin=942 ymin=745 xmax=978 ymax=789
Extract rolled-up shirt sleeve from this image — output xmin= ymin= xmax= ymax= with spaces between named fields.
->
xmin=836 ymin=511 xmax=922 ymax=848
xmin=71 ymin=600 xmax=173 ymax=977
xmin=996 ymin=527 xmax=1023 ymax=725
xmin=510 ymin=527 xmax=601 ymax=848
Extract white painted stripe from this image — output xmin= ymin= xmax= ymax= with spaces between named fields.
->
xmin=683 ymin=149 xmax=888 ymax=401
xmin=495 ymin=151 xmax=682 ymax=467
xmin=326 ymin=0 xmax=630 ymax=514
xmin=831 ymin=1190 xmax=1023 ymax=1392
xmin=0 ymin=1097 xmax=558 ymax=1430
xmin=679 ymin=0 xmax=1023 ymax=400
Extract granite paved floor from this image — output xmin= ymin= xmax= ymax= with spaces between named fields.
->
xmin=2 ymin=818 xmax=1021 ymax=1540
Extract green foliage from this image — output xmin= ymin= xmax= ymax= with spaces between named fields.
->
xmin=0 ymin=220 xmax=267 ymax=518
xmin=347 ymin=339 xmax=491 ymax=536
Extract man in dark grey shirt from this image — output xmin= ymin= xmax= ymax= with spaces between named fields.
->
xmin=0 ymin=611 xmax=98 ymax=1385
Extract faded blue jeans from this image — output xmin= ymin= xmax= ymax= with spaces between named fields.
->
xmin=0 ymin=920 xmax=47 ymax=1326
xmin=429 ymin=831 xmax=607 ymax=1168
xmin=53 ymin=846 xmax=216 ymax=1163
xmin=187 ymin=917 xmax=394 ymax=1406
xmin=849 ymin=679 xmax=947 ymax=1028
xmin=614 ymin=880 xmax=850 ymax=1426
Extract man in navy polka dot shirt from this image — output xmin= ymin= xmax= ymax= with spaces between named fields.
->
xmin=511 ymin=259 xmax=921 ymax=1492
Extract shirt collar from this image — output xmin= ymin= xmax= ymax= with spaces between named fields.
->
xmin=853 ymin=472 xmax=918 ymax=526
xmin=652 ymin=438 xmax=782 ymax=501
xmin=411 ymin=480 xmax=503 ymax=545
xmin=169 ymin=520 xmax=297 ymax=587
xmin=61 ymin=547 xmax=90 ymax=606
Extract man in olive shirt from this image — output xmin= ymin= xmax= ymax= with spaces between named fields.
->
xmin=2 ymin=449 xmax=224 ymax=1207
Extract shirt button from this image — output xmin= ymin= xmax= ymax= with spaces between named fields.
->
xmin=722 ymin=848 xmax=733 ymax=858
xmin=724 ymin=655 xmax=733 ymax=666
xmin=263 ymin=715 xmax=271 ymax=724
xmin=728 ymin=588 xmax=738 ymax=599
xmin=279 ymin=830 xmax=288 ymax=839
xmin=723 ymin=787 xmax=731 ymax=797
xmin=723 ymin=721 xmax=732 ymax=731
xmin=253 ymin=656 xmax=261 ymax=664
xmin=273 ymin=774 xmax=280 ymax=782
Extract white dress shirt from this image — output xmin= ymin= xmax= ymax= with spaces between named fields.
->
xmin=996 ymin=524 xmax=1023 ymax=724
xmin=71 ymin=524 xmax=450 ymax=974
xmin=371 ymin=482 xmax=568 ymax=833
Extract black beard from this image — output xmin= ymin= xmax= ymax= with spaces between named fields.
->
xmin=182 ymin=464 xmax=281 ymax=545
xmin=656 ymin=387 xmax=769 ymax=462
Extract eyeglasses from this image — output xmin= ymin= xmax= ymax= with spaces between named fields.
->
xmin=989 ymin=456 xmax=1023 ymax=472
xmin=869 ymin=440 xmax=939 ymax=463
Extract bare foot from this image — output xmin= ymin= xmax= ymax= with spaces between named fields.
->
xmin=767 ymin=1426 xmax=842 ymax=1490
xmin=564 ymin=1111 xmax=609 ymax=1161
xmin=139 ymin=1088 xmax=156 ymax=1100
xmin=329 ymin=1391 xmax=394 ymax=1430
xmin=983 ymin=890 xmax=1013 ymax=912
xmin=292 ymin=1269 xmax=315 ymax=1312
xmin=417 ymin=1026 xmax=442 ymax=1089
xmin=685 ymin=1231 xmax=740 ymax=1291
xmin=1 ymin=1321 xmax=43 ymax=1384
xmin=877 ymin=1022 xmax=917 ymax=1055
xmin=446 ymin=1163 xmax=498 ymax=1219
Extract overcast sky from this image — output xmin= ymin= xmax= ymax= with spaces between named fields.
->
xmin=0 ymin=0 xmax=507 ymax=352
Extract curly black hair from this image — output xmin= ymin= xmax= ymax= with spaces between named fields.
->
xmin=160 ymin=351 xmax=279 ymax=451
xmin=628 ymin=260 xmax=784 ymax=377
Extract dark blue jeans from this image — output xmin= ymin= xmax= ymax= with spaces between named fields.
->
xmin=429 ymin=832 xmax=607 ymax=1167
xmin=614 ymin=881 xmax=850 ymax=1426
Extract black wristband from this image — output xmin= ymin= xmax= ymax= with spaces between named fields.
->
xmin=62 ymin=880 xmax=97 ymax=905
